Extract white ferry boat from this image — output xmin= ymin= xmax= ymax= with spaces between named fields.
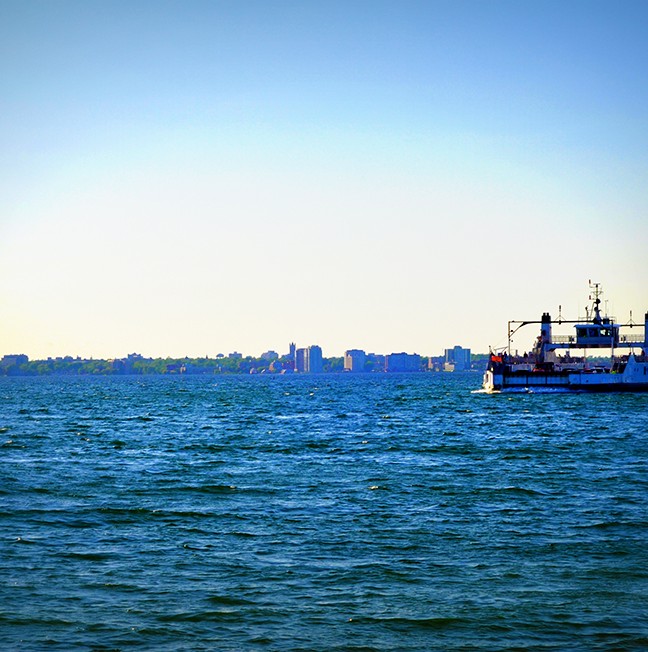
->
xmin=483 ymin=283 xmax=648 ymax=392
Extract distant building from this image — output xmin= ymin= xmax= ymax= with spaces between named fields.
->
xmin=305 ymin=345 xmax=323 ymax=373
xmin=444 ymin=346 xmax=471 ymax=371
xmin=260 ymin=350 xmax=278 ymax=361
xmin=366 ymin=353 xmax=385 ymax=372
xmin=1 ymin=354 xmax=28 ymax=367
xmin=295 ymin=348 xmax=307 ymax=373
xmin=293 ymin=345 xmax=323 ymax=373
xmin=229 ymin=352 xmax=243 ymax=360
xmin=344 ymin=349 xmax=366 ymax=372
xmin=385 ymin=352 xmax=421 ymax=372
xmin=283 ymin=343 xmax=297 ymax=370
xmin=0 ymin=354 xmax=28 ymax=375
xmin=427 ymin=355 xmax=445 ymax=371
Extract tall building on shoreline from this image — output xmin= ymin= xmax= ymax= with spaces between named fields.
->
xmin=444 ymin=346 xmax=471 ymax=371
xmin=294 ymin=344 xmax=323 ymax=373
xmin=344 ymin=349 xmax=366 ymax=372
xmin=295 ymin=348 xmax=306 ymax=373
xmin=305 ymin=345 xmax=323 ymax=373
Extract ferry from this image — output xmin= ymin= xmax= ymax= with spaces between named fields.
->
xmin=483 ymin=283 xmax=648 ymax=392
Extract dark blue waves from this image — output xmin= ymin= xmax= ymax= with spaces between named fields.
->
xmin=1 ymin=374 xmax=647 ymax=650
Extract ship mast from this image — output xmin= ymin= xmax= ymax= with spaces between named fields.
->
xmin=589 ymin=280 xmax=603 ymax=324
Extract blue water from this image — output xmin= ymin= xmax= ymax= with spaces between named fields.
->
xmin=1 ymin=373 xmax=647 ymax=651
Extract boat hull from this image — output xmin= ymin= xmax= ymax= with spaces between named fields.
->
xmin=483 ymin=366 xmax=648 ymax=393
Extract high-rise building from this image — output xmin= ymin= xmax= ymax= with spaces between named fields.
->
xmin=295 ymin=348 xmax=306 ymax=373
xmin=344 ymin=349 xmax=366 ymax=372
xmin=444 ymin=346 xmax=471 ymax=371
xmin=305 ymin=345 xmax=323 ymax=373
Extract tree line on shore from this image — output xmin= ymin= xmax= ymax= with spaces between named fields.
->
xmin=1 ymin=354 xmax=344 ymax=376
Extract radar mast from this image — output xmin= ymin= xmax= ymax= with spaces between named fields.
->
xmin=589 ymin=280 xmax=603 ymax=324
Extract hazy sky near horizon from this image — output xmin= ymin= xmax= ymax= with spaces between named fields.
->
xmin=1 ymin=0 xmax=647 ymax=359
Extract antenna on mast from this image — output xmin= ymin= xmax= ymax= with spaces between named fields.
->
xmin=589 ymin=281 xmax=603 ymax=324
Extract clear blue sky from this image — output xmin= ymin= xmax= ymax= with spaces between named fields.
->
xmin=1 ymin=0 xmax=647 ymax=359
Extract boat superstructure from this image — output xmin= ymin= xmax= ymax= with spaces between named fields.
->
xmin=483 ymin=283 xmax=648 ymax=392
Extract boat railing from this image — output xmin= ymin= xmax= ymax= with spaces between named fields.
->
xmin=619 ymin=334 xmax=645 ymax=344
xmin=551 ymin=334 xmax=644 ymax=345
xmin=506 ymin=354 xmax=584 ymax=365
xmin=505 ymin=354 xmax=537 ymax=364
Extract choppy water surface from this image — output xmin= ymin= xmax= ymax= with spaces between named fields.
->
xmin=1 ymin=374 xmax=647 ymax=651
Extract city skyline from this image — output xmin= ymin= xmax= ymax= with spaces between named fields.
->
xmin=1 ymin=344 xmax=473 ymax=375
xmin=1 ymin=1 xmax=647 ymax=361
xmin=0 ymin=341 xmax=472 ymax=363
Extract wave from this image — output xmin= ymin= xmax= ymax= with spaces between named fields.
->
xmin=350 ymin=614 xmax=467 ymax=630
xmin=157 ymin=609 xmax=245 ymax=623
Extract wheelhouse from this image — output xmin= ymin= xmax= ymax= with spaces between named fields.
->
xmin=574 ymin=320 xmax=619 ymax=348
